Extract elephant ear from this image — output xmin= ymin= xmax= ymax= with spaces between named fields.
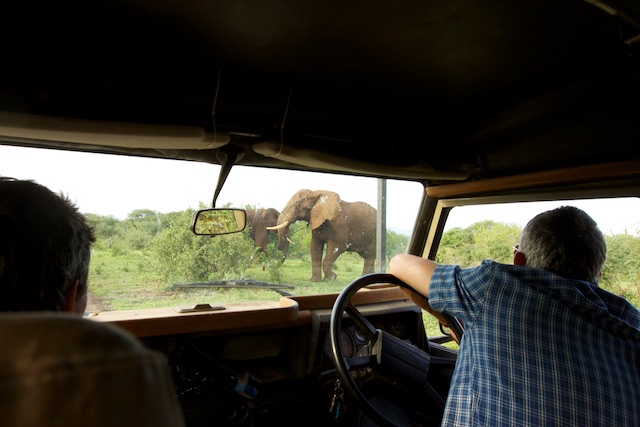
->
xmin=310 ymin=191 xmax=342 ymax=230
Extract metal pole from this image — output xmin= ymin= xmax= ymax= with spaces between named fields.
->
xmin=376 ymin=179 xmax=387 ymax=272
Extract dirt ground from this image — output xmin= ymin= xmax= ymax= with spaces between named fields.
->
xmin=85 ymin=292 xmax=104 ymax=314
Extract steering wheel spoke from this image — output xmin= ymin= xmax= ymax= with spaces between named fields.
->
xmin=344 ymin=354 xmax=379 ymax=371
xmin=345 ymin=301 xmax=378 ymax=339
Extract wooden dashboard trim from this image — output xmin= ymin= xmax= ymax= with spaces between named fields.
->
xmin=88 ymin=286 xmax=410 ymax=337
xmin=90 ymin=298 xmax=300 ymax=337
xmin=287 ymin=285 xmax=409 ymax=311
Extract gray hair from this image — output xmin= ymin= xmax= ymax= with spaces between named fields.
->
xmin=519 ymin=206 xmax=606 ymax=284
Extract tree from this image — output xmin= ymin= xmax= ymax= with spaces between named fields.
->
xmin=436 ymin=221 xmax=521 ymax=266
xmin=85 ymin=213 xmax=120 ymax=243
xmin=386 ymin=230 xmax=410 ymax=259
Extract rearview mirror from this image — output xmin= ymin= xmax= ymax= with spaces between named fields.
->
xmin=190 ymin=208 xmax=247 ymax=235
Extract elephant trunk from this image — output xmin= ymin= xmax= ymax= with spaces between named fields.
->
xmin=268 ymin=217 xmax=292 ymax=257
xmin=276 ymin=226 xmax=291 ymax=255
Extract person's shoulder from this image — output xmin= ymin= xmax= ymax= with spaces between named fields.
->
xmin=0 ymin=312 xmax=185 ymax=427
xmin=433 ymin=260 xmax=506 ymax=277
xmin=475 ymin=261 xmax=558 ymax=289
xmin=0 ymin=312 xmax=146 ymax=361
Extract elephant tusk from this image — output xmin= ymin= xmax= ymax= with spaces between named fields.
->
xmin=286 ymin=237 xmax=295 ymax=245
xmin=266 ymin=220 xmax=290 ymax=230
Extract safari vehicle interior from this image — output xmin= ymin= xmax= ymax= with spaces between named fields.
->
xmin=1 ymin=1 xmax=640 ymax=426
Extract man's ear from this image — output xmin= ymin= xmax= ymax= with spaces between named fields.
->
xmin=60 ymin=279 xmax=79 ymax=313
xmin=513 ymin=251 xmax=526 ymax=266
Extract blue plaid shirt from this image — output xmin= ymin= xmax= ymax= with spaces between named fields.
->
xmin=429 ymin=261 xmax=640 ymax=426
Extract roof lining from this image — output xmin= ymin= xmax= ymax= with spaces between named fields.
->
xmin=0 ymin=112 xmax=229 ymax=150
xmin=252 ymin=141 xmax=469 ymax=180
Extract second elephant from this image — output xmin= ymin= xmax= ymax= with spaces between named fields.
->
xmin=268 ymin=189 xmax=376 ymax=282
xmin=245 ymin=207 xmax=282 ymax=255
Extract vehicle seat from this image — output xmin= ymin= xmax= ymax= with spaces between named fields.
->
xmin=0 ymin=312 xmax=185 ymax=427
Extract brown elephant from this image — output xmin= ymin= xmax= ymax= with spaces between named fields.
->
xmin=245 ymin=207 xmax=282 ymax=255
xmin=267 ymin=189 xmax=376 ymax=282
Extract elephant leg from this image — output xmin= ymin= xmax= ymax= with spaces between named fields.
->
xmin=309 ymin=236 xmax=324 ymax=282
xmin=323 ymin=243 xmax=345 ymax=281
xmin=362 ymin=256 xmax=376 ymax=275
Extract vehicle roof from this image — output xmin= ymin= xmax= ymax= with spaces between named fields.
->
xmin=1 ymin=1 xmax=639 ymax=184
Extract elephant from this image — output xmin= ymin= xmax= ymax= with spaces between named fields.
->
xmin=267 ymin=189 xmax=377 ymax=282
xmin=244 ymin=207 xmax=282 ymax=255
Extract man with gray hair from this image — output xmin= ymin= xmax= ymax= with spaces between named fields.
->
xmin=517 ymin=205 xmax=606 ymax=284
xmin=390 ymin=206 xmax=640 ymax=426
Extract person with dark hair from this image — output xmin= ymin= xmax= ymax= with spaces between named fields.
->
xmin=0 ymin=177 xmax=185 ymax=427
xmin=390 ymin=206 xmax=640 ymax=426
xmin=0 ymin=176 xmax=95 ymax=313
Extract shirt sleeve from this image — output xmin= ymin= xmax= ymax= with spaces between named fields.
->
xmin=428 ymin=260 xmax=497 ymax=325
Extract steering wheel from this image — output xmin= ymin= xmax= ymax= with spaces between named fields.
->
xmin=330 ymin=273 xmax=460 ymax=427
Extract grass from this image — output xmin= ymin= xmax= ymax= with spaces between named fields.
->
xmin=87 ymin=249 xmax=453 ymax=343
xmin=89 ymin=250 xmax=372 ymax=309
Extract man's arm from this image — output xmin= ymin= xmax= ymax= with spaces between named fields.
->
xmin=389 ymin=253 xmax=438 ymax=310
xmin=389 ymin=254 xmax=462 ymax=338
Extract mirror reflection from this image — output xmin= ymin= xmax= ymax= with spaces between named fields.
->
xmin=191 ymin=209 xmax=246 ymax=235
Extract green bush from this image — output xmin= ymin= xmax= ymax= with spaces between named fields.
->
xmin=286 ymin=222 xmax=312 ymax=259
xmin=602 ymin=233 xmax=640 ymax=305
xmin=147 ymin=209 xmax=258 ymax=284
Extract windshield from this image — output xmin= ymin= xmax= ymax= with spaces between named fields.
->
xmin=0 ymin=145 xmax=423 ymax=312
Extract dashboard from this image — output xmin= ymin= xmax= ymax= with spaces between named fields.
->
xmin=92 ymin=287 xmax=457 ymax=426
xmin=123 ymin=300 xmax=443 ymax=426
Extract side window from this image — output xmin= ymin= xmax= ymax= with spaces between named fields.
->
xmin=438 ymin=198 xmax=640 ymax=305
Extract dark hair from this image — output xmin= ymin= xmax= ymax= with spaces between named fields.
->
xmin=0 ymin=177 xmax=96 ymax=311
xmin=519 ymin=206 xmax=606 ymax=284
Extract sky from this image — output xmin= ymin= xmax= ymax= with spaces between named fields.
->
xmin=446 ymin=199 xmax=640 ymax=236
xmin=0 ymin=144 xmax=638 ymax=236
xmin=0 ymin=145 xmax=424 ymax=232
